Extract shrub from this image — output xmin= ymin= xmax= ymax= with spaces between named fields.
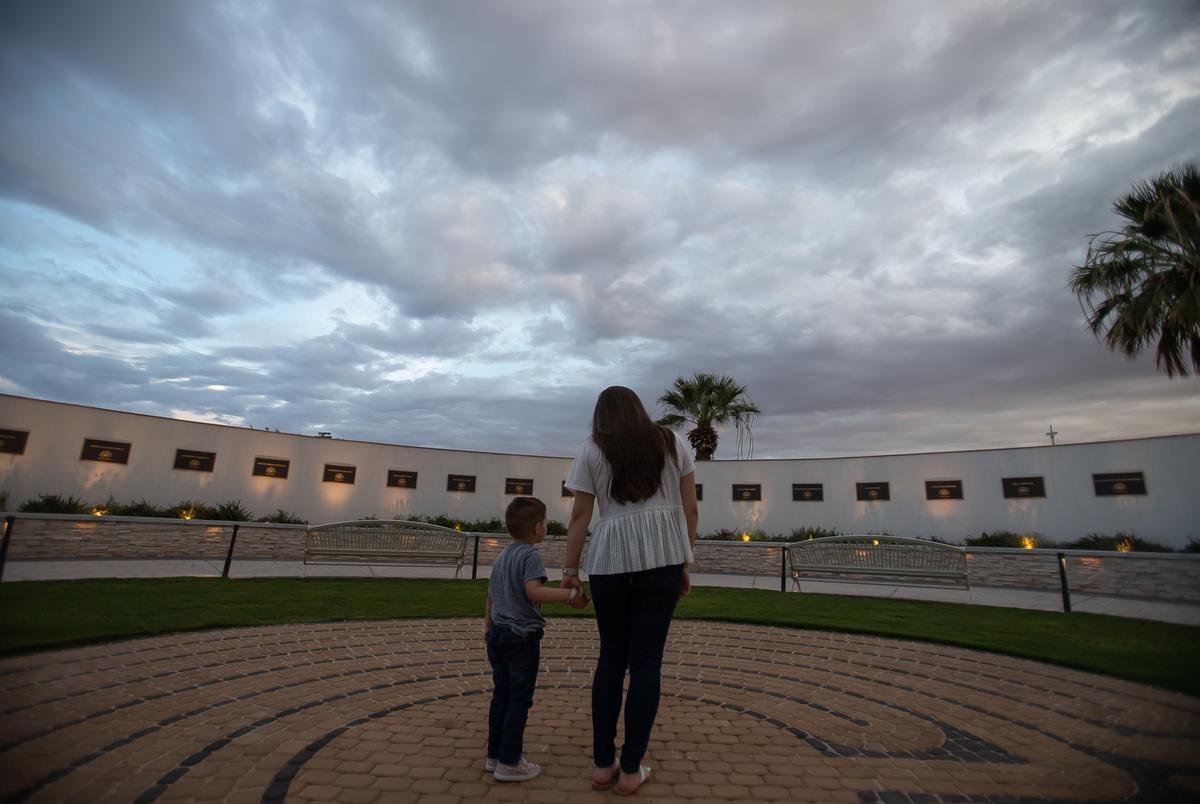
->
xmin=547 ymin=519 xmax=567 ymax=536
xmin=257 ymin=510 xmax=307 ymax=524
xmin=700 ymin=528 xmax=790 ymax=542
xmin=790 ymin=526 xmax=842 ymax=541
xmin=1061 ymin=533 xmax=1171 ymax=553
xmin=700 ymin=529 xmax=739 ymax=541
xmin=213 ymin=500 xmax=251 ymax=522
xmin=19 ymin=494 xmax=89 ymax=514
xmin=965 ymin=531 xmax=1049 ymax=549
xmin=108 ymin=497 xmax=170 ymax=517
xmin=1184 ymin=538 xmax=1200 ymax=553
xmin=166 ymin=500 xmax=251 ymax=521
xmin=0 ymin=489 xmax=8 ymax=511
xmin=408 ymin=514 xmax=506 ymax=533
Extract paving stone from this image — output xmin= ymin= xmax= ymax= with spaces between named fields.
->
xmin=1 ymin=618 xmax=1195 ymax=804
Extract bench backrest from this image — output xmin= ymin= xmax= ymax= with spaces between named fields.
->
xmin=787 ymin=535 xmax=966 ymax=575
xmin=306 ymin=520 xmax=468 ymax=556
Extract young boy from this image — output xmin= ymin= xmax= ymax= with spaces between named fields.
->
xmin=484 ymin=496 xmax=585 ymax=782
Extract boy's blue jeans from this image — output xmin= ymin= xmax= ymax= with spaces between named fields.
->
xmin=588 ymin=563 xmax=684 ymax=774
xmin=486 ymin=624 xmax=543 ymax=765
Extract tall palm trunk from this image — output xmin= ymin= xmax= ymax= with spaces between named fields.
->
xmin=688 ymin=424 xmax=718 ymax=461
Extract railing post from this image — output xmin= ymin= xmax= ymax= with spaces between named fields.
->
xmin=780 ymin=543 xmax=787 ymax=593
xmin=1056 ymin=552 xmax=1071 ymax=613
xmin=222 ymin=524 xmax=240 ymax=579
xmin=471 ymin=533 xmax=481 ymax=580
xmin=0 ymin=516 xmax=14 ymax=582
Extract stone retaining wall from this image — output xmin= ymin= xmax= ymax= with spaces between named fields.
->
xmin=2 ymin=516 xmax=306 ymax=561
xmin=964 ymin=548 xmax=1200 ymax=602
xmin=3 ymin=515 xmax=1197 ymax=602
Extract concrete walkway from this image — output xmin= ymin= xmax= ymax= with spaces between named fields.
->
xmin=2 ymin=617 xmax=1198 ymax=803
xmin=3 ymin=559 xmax=1200 ymax=626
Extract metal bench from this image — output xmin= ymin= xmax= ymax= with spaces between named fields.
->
xmin=305 ymin=520 xmax=469 ymax=576
xmin=787 ymin=535 xmax=969 ymax=593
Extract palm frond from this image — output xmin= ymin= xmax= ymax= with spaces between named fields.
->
xmin=1070 ymin=162 xmax=1200 ymax=377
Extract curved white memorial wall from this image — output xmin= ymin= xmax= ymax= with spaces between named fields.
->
xmin=1 ymin=394 xmax=1197 ymax=547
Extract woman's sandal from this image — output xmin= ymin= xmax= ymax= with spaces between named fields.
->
xmin=613 ymin=765 xmax=652 ymax=796
xmin=591 ymin=763 xmax=620 ymax=791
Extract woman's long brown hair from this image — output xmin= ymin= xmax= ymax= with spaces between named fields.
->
xmin=591 ymin=386 xmax=678 ymax=504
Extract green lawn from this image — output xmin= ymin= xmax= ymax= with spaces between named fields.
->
xmin=1 ymin=578 xmax=1197 ymax=696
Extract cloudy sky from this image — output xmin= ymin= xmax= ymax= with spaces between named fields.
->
xmin=1 ymin=1 xmax=1198 ymax=459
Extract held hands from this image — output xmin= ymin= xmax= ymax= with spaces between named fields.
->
xmin=680 ymin=566 xmax=691 ymax=600
xmin=562 ymin=574 xmax=590 ymax=609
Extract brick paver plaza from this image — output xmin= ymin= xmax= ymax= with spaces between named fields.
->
xmin=1 ymin=618 xmax=1197 ymax=803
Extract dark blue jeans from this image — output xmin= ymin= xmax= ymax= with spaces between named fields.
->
xmin=486 ymin=624 xmax=542 ymax=765
xmin=589 ymin=563 xmax=684 ymax=774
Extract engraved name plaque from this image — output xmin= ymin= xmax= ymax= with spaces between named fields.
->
xmin=561 ymin=481 xmax=575 ymax=498
xmin=81 ymin=438 xmax=131 ymax=464
xmin=174 ymin=449 xmax=216 ymax=472
xmin=856 ymin=482 xmax=890 ymax=501
xmin=387 ymin=470 xmax=418 ymax=489
xmin=792 ymin=483 xmax=823 ymax=501
xmin=732 ymin=483 xmax=762 ymax=501
xmin=253 ymin=457 xmax=290 ymax=479
xmin=323 ymin=464 xmax=356 ymax=484
xmin=1093 ymin=472 xmax=1147 ymax=496
xmin=505 ymin=478 xmax=533 ymax=495
xmin=1002 ymin=476 xmax=1045 ymax=498
xmin=925 ymin=480 xmax=963 ymax=500
xmin=0 ymin=429 xmax=29 ymax=455
xmin=447 ymin=474 xmax=476 ymax=493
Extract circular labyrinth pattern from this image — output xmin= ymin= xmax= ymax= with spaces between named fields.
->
xmin=0 ymin=619 xmax=1197 ymax=803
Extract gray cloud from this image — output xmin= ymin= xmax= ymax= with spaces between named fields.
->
xmin=0 ymin=1 xmax=1197 ymax=458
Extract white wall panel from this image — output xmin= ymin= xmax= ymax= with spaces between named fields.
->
xmin=1 ymin=394 xmax=1196 ymax=546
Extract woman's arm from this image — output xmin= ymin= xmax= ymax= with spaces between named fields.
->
xmin=679 ymin=471 xmax=698 ymax=597
xmin=562 ymin=491 xmax=595 ymax=589
xmin=679 ymin=471 xmax=698 ymax=550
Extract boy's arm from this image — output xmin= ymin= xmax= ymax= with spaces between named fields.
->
xmin=524 ymin=578 xmax=583 ymax=606
xmin=484 ymin=591 xmax=493 ymax=633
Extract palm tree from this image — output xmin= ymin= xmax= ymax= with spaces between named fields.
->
xmin=1069 ymin=163 xmax=1200 ymax=377
xmin=657 ymin=373 xmax=761 ymax=460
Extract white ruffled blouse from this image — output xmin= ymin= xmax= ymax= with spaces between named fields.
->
xmin=564 ymin=431 xmax=696 ymax=576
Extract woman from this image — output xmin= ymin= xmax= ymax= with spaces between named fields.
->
xmin=562 ymin=386 xmax=698 ymax=796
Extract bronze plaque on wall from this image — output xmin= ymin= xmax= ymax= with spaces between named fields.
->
xmin=561 ymin=481 xmax=574 ymax=498
xmin=1002 ymin=476 xmax=1044 ymax=498
xmin=81 ymin=438 xmax=131 ymax=464
xmin=323 ymin=464 xmax=356 ymax=484
xmin=732 ymin=483 xmax=762 ymax=501
xmin=1093 ymin=472 xmax=1146 ymax=496
xmin=856 ymin=482 xmax=889 ymax=501
xmin=695 ymin=483 xmax=703 ymax=501
xmin=505 ymin=478 xmax=533 ymax=495
xmin=925 ymin=480 xmax=963 ymax=500
xmin=447 ymin=474 xmax=476 ymax=493
xmin=792 ymin=483 xmax=823 ymax=501
xmin=387 ymin=470 xmax=418 ymax=488
xmin=253 ymin=457 xmax=290 ymax=479
xmin=0 ymin=429 xmax=29 ymax=454
xmin=174 ymin=449 xmax=216 ymax=472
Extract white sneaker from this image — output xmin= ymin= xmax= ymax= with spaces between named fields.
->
xmin=494 ymin=757 xmax=541 ymax=782
xmin=486 ymin=754 xmax=524 ymax=772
